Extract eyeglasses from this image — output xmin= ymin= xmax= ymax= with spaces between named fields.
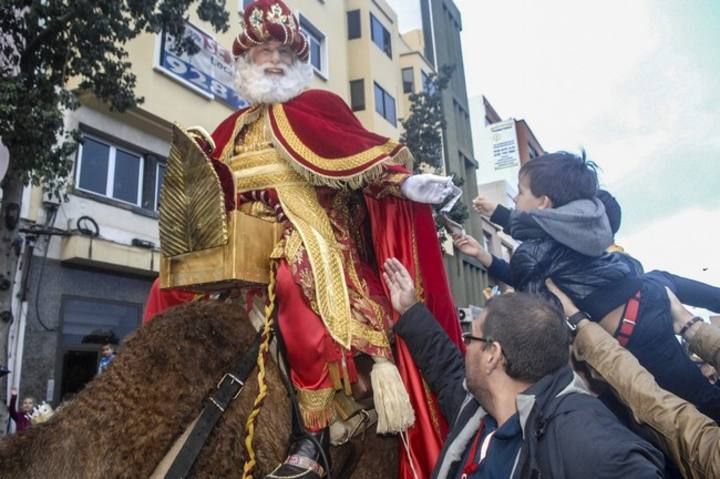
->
xmin=462 ymin=332 xmax=511 ymax=368
xmin=462 ymin=332 xmax=495 ymax=346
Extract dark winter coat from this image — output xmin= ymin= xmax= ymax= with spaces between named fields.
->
xmin=492 ymin=201 xmax=641 ymax=319
xmin=394 ymin=303 xmax=666 ymax=478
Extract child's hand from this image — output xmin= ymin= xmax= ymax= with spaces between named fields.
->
xmin=452 ymin=233 xmax=484 ymax=258
xmin=11 ymin=387 xmax=17 ymax=396
xmin=472 ymin=196 xmax=499 ymax=216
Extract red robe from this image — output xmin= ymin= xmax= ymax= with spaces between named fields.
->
xmin=147 ymin=89 xmax=464 ymax=478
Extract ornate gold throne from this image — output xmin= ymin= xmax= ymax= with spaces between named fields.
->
xmin=158 ymin=125 xmax=281 ymax=292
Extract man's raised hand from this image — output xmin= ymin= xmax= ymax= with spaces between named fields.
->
xmin=382 ymin=258 xmax=418 ymax=315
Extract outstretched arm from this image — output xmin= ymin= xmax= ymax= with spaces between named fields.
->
xmin=8 ymin=388 xmax=19 ymax=421
xmin=548 ymin=279 xmax=720 ymax=479
xmin=383 ymin=258 xmax=467 ymax=423
xmin=646 ymin=270 xmax=720 ymax=313
xmin=451 ymin=233 xmax=515 ymax=285
xmin=667 ymin=287 xmax=720 ymax=371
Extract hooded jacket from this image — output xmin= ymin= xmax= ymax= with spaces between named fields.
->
xmin=394 ymin=303 xmax=666 ymax=478
xmin=493 ymin=200 xmax=642 ymax=319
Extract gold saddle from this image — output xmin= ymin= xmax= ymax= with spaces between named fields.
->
xmin=159 ymin=125 xmax=281 ymax=292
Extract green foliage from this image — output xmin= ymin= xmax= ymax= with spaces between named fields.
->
xmin=400 ymin=64 xmax=469 ymax=242
xmin=400 ymin=64 xmax=454 ymax=172
xmin=0 ymin=0 xmax=230 ymax=194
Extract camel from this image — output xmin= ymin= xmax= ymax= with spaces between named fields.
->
xmin=0 ymin=301 xmax=397 ymax=478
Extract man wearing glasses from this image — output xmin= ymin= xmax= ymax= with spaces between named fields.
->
xmin=382 ymin=258 xmax=665 ymax=478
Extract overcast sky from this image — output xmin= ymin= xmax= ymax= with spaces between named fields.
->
xmin=388 ymin=0 xmax=720 ymax=290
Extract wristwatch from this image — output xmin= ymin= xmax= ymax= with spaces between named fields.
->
xmin=566 ymin=311 xmax=590 ymax=334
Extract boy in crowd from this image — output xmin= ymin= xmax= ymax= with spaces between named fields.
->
xmin=471 ymin=187 xmax=720 ymax=313
xmin=454 ymin=151 xmax=720 ymax=421
xmin=97 ymin=342 xmax=116 ymax=375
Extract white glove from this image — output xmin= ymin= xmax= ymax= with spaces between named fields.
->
xmin=401 ymin=174 xmax=463 ymax=210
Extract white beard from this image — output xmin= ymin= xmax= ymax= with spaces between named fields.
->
xmin=234 ymin=55 xmax=313 ymax=105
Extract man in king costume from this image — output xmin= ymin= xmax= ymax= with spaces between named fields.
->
xmin=146 ymin=1 xmax=464 ymax=477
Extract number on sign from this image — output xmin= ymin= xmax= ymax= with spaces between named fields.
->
xmin=188 ymin=68 xmax=209 ymax=90
xmin=164 ymin=56 xmax=188 ymax=76
xmin=210 ymin=80 xmax=228 ymax=100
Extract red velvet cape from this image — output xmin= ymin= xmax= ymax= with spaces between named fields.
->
xmin=147 ymin=90 xmax=464 ymax=478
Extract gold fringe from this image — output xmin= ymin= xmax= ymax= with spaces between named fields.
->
xmin=267 ymin=105 xmax=414 ymax=191
xmin=297 ymin=388 xmax=336 ymax=430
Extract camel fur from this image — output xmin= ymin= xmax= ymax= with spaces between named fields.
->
xmin=0 ymin=301 xmax=397 ymax=478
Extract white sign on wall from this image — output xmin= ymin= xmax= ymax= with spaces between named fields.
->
xmin=489 ymin=119 xmax=519 ymax=170
xmin=157 ymin=23 xmax=248 ymax=110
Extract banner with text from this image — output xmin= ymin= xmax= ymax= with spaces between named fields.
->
xmin=158 ymin=23 xmax=248 ymax=110
xmin=489 ymin=119 xmax=520 ymax=170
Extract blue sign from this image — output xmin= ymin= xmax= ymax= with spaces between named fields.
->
xmin=158 ymin=23 xmax=248 ymax=110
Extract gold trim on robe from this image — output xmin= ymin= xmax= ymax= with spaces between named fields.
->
xmin=230 ymin=114 xmax=354 ymax=349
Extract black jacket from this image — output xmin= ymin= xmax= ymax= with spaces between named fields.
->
xmin=394 ymin=303 xmax=666 ymax=478
xmin=491 ymin=203 xmax=641 ymax=319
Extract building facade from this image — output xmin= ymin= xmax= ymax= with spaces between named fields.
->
xmin=6 ymin=1 xmax=454 ymax=410
xmin=468 ymin=94 xmax=546 ymax=295
xmin=470 ymin=94 xmax=545 ymax=190
xmin=418 ymin=0 xmax=488 ymax=307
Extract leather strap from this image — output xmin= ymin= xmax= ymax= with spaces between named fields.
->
xmin=164 ymin=331 xmax=264 ymax=478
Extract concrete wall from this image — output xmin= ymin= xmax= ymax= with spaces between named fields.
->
xmin=19 ymin=258 xmax=152 ymax=404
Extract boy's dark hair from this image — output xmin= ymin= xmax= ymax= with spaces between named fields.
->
xmin=597 ymin=189 xmax=621 ymax=235
xmin=483 ymin=293 xmax=569 ymax=383
xmin=519 ymin=151 xmax=599 ymax=207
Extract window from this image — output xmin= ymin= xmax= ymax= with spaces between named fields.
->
xmin=75 ymin=133 xmax=165 ymax=212
xmin=528 ymin=145 xmax=539 ymax=159
xmin=374 ymin=82 xmax=396 ymax=126
xmin=402 ymin=67 xmax=414 ymax=93
xmin=370 ymin=13 xmax=392 ymax=58
xmin=58 ymin=296 xmax=141 ymax=401
xmin=350 ymin=79 xmax=365 ymax=111
xmin=300 ymin=15 xmax=327 ymax=77
xmin=347 ymin=10 xmax=361 ymax=40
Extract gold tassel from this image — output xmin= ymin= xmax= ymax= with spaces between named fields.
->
xmin=371 ymin=358 xmax=415 ymax=434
